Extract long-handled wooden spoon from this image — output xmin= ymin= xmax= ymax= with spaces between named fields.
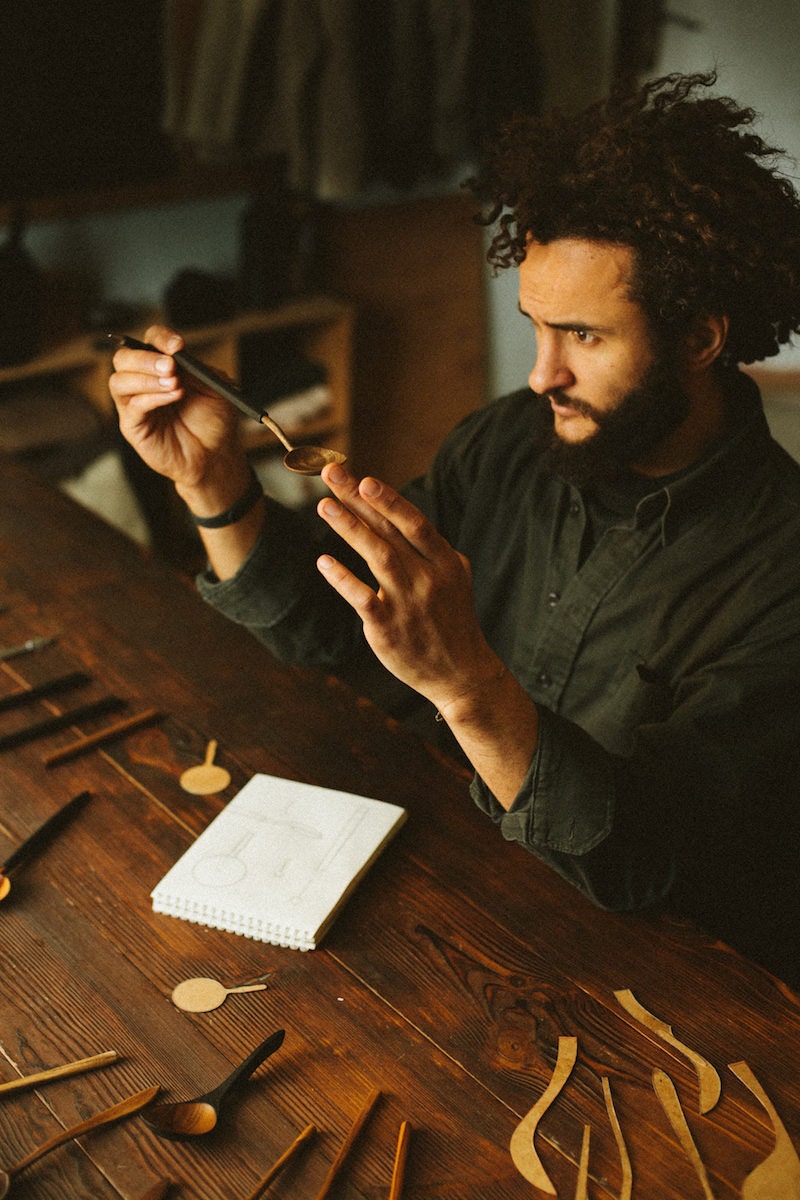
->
xmin=112 ymin=335 xmax=347 ymax=476
xmin=730 ymin=1060 xmax=800 ymax=1199
xmin=142 ymin=1030 xmax=285 ymax=1140
xmin=0 ymin=1085 xmax=158 ymax=1197
xmin=510 ymin=1035 xmax=578 ymax=1194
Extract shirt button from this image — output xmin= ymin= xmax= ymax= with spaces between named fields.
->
xmin=536 ymin=669 xmax=552 ymax=688
xmin=546 ymin=591 xmax=560 ymax=607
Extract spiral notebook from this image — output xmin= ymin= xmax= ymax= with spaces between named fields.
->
xmin=151 ymin=773 xmax=407 ymax=950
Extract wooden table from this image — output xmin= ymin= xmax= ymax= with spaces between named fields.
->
xmin=0 ymin=454 xmax=798 ymax=1199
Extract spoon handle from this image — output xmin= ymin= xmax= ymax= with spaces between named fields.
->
xmin=7 ymin=1085 xmax=159 ymax=1177
xmin=205 ymin=1030 xmax=286 ymax=1107
xmin=0 ymin=1050 xmax=118 ymax=1097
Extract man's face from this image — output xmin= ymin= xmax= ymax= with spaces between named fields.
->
xmin=518 ymin=238 xmax=691 ymax=481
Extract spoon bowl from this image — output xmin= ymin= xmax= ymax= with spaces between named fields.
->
xmin=143 ymin=1029 xmax=285 ymax=1141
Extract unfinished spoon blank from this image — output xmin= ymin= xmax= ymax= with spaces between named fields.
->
xmin=653 ymin=1069 xmax=715 ymax=1200
xmin=510 ymin=1035 xmax=578 ymax=1194
xmin=179 ymin=740 xmax=231 ymax=795
xmin=730 ymin=1060 xmax=800 ymax=1200
xmin=602 ymin=1076 xmax=633 ymax=1200
xmin=614 ymin=988 xmax=720 ymax=1114
xmin=171 ymin=974 xmax=269 ymax=1012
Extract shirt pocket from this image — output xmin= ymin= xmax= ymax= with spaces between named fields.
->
xmin=587 ymin=648 xmax=675 ymax=754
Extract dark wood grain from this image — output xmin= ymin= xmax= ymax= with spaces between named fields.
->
xmin=1 ymin=454 xmax=798 ymax=1199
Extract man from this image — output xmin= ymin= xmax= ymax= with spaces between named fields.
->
xmin=111 ymin=73 xmax=800 ymax=986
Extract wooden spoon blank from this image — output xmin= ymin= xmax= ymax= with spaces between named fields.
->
xmin=615 ymin=988 xmax=720 ymax=1114
xmin=510 ymin=1035 xmax=579 ymax=1194
xmin=730 ymin=1060 xmax=800 ymax=1200
xmin=653 ymin=1069 xmax=715 ymax=1200
xmin=602 ymin=1076 xmax=633 ymax=1200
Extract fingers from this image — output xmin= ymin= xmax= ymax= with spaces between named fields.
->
xmin=319 ymin=464 xmax=446 ymax=561
xmin=110 ymin=325 xmax=186 ymax=406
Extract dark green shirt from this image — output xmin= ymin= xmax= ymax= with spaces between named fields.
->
xmin=199 ymin=373 xmax=800 ymax=983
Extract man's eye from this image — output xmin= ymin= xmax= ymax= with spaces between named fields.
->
xmin=573 ymin=329 xmax=598 ymax=344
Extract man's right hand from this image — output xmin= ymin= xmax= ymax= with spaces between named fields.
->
xmin=109 ymin=324 xmax=242 ymax=491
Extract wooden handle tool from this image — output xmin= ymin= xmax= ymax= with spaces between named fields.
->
xmin=0 ymin=1050 xmax=118 ymax=1097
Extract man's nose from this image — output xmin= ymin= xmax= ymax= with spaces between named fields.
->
xmin=528 ymin=337 xmax=574 ymax=395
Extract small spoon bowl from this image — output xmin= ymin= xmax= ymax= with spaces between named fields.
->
xmin=143 ymin=1029 xmax=284 ymax=1141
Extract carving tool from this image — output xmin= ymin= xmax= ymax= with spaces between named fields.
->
xmin=0 ymin=636 xmax=54 ymax=662
xmin=0 ymin=696 xmax=125 ymax=751
xmin=0 ymin=671 xmax=90 ymax=714
xmin=1 ymin=791 xmax=92 ymax=900
xmin=614 ymin=988 xmax=720 ymax=1113
xmin=0 ymin=1050 xmax=118 ymax=1097
xmin=43 ymin=708 xmax=161 ymax=766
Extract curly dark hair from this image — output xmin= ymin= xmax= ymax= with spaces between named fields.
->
xmin=470 ymin=72 xmax=800 ymax=364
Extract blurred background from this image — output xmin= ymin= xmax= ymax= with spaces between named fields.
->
xmin=1 ymin=1 xmax=798 ymax=565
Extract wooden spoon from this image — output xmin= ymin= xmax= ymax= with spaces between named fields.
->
xmin=142 ymin=1030 xmax=284 ymax=1140
xmin=0 ymin=1085 xmax=158 ymax=1197
xmin=179 ymin=740 xmax=231 ymax=795
xmin=730 ymin=1060 xmax=800 ymax=1199
xmin=171 ymin=974 xmax=270 ymax=1012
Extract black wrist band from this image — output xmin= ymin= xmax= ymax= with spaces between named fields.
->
xmin=189 ymin=468 xmax=263 ymax=529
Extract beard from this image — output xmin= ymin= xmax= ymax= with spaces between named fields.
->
xmin=538 ymin=351 xmax=692 ymax=487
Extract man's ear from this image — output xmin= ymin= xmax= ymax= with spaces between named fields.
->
xmin=685 ymin=313 xmax=729 ymax=370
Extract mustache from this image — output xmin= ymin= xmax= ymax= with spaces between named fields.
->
xmin=548 ymin=390 xmax=608 ymax=424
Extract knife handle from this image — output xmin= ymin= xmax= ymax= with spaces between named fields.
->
xmin=3 ymin=791 xmax=92 ymax=874
xmin=0 ymin=696 xmax=125 ymax=752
